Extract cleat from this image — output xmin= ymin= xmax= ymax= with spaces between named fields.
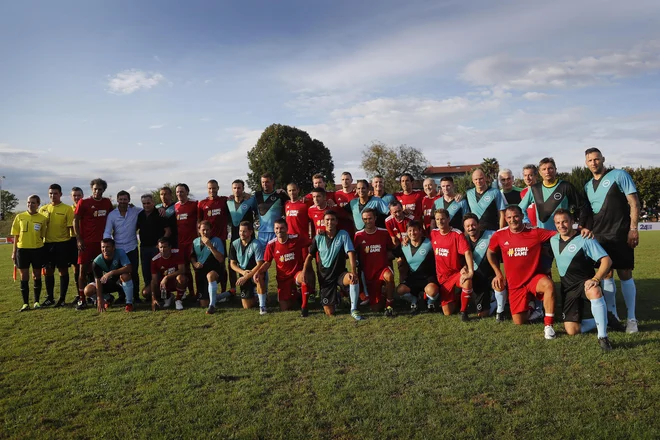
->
xmin=75 ymin=300 xmax=87 ymax=311
xmin=351 ymin=310 xmax=363 ymax=321
xmin=359 ymin=292 xmax=370 ymax=306
xmin=496 ymin=312 xmax=506 ymax=322
xmin=42 ymin=298 xmax=55 ymax=307
xmin=71 ymin=295 xmax=81 ymax=305
xmin=206 ymin=305 xmax=216 ymax=315
xmin=259 ymin=306 xmax=268 ymax=316
xmin=33 ymin=302 xmax=41 ymax=309
xmin=544 ymin=325 xmax=556 ymax=340
xmin=384 ymin=306 xmax=395 ymax=318
xmin=626 ymin=319 xmax=638 ymax=334
xmin=427 ymin=303 xmax=436 ymax=313
xmin=300 ymin=308 xmax=309 ymax=318
xmin=460 ymin=312 xmax=470 ymax=322
xmin=607 ymin=312 xmax=626 ymax=332
xmin=410 ymin=303 xmax=419 ymax=316
xmin=124 ymin=304 xmax=133 ymax=312
xmin=19 ymin=304 xmax=29 ymax=312
xmin=598 ymin=337 xmax=613 ymax=352
xmin=54 ymin=299 xmax=65 ymax=308
xmin=163 ymin=295 xmax=174 ymax=308
xmin=175 ymin=300 xmax=184 ymax=311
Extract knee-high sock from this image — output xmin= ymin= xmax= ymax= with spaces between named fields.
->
xmin=301 ymin=283 xmax=309 ymax=309
xmin=59 ymin=274 xmax=69 ymax=301
xmin=580 ymin=318 xmax=597 ymax=333
xmin=45 ymin=275 xmax=55 ymax=300
xmin=494 ymin=289 xmax=507 ymax=313
xmin=620 ymin=278 xmax=636 ymax=321
xmin=601 ymin=278 xmax=617 ymax=316
xmin=349 ymin=283 xmax=359 ymax=311
xmin=34 ymin=279 xmax=42 ymax=302
xmin=208 ymin=281 xmax=218 ymax=307
xmin=122 ymin=280 xmax=134 ymax=304
xmin=460 ymin=289 xmax=472 ymax=313
xmin=426 ymin=294 xmax=437 ymax=306
xmin=20 ymin=280 xmax=29 ymax=304
xmin=258 ymin=293 xmax=267 ymax=308
xmin=402 ymin=293 xmax=417 ymax=304
xmin=590 ymin=296 xmax=608 ymax=338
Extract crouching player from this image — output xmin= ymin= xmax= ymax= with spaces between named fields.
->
xmin=191 ymin=221 xmax=229 ymax=315
xmin=261 ymin=219 xmax=313 ymax=316
xmin=229 ymin=221 xmax=267 ymax=314
xmin=303 ymin=210 xmax=362 ymax=320
xmin=551 ymin=209 xmax=613 ymax=350
xmin=392 ymin=220 xmax=438 ymax=315
xmin=354 ymin=208 xmax=395 ymax=316
xmin=85 ymin=238 xmax=134 ymax=312
xmin=150 ymin=238 xmax=187 ymax=311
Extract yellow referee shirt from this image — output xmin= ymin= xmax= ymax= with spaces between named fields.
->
xmin=11 ymin=211 xmax=48 ymax=249
xmin=39 ymin=203 xmax=74 ymax=243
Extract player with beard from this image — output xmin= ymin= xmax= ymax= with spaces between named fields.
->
xmin=395 ymin=173 xmax=425 ymax=221
xmin=304 ymin=174 xmax=336 ymax=205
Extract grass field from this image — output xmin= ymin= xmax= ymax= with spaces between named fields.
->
xmin=1 ymin=230 xmax=659 ymax=439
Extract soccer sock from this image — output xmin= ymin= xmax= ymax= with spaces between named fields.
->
xmin=402 ymin=293 xmax=417 ymax=305
xmin=601 ymin=278 xmax=617 ymax=316
xmin=45 ymin=275 xmax=55 ymax=301
xmin=620 ymin=278 xmax=637 ymax=321
xmin=426 ymin=294 xmax=437 ymax=306
xmin=544 ymin=313 xmax=554 ymax=326
xmin=349 ymin=283 xmax=359 ymax=311
xmin=494 ymin=289 xmax=507 ymax=313
xmin=122 ymin=280 xmax=134 ymax=304
xmin=460 ymin=289 xmax=472 ymax=313
xmin=208 ymin=281 xmax=218 ymax=307
xmin=301 ymin=283 xmax=309 ymax=309
xmin=217 ymin=290 xmax=232 ymax=301
xmin=580 ymin=318 xmax=597 ymax=334
xmin=34 ymin=279 xmax=42 ymax=303
xmin=187 ymin=275 xmax=195 ymax=297
xmin=74 ymin=265 xmax=80 ymax=291
xmin=20 ymin=280 xmax=29 ymax=304
xmin=590 ymin=296 xmax=608 ymax=338
xmin=59 ymin=274 xmax=69 ymax=301
xmin=258 ymin=293 xmax=267 ymax=308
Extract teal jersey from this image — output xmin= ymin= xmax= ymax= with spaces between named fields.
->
xmin=228 ymin=197 xmax=257 ymax=227
xmin=392 ymin=239 xmax=435 ymax=284
xmin=229 ymin=237 xmax=264 ymax=270
xmin=348 ymin=196 xmax=389 ymax=231
xmin=520 ymin=180 xmax=591 ymax=230
xmin=434 ymin=197 xmax=470 ymax=230
xmin=585 ymin=169 xmax=637 ymax=240
xmin=92 ymin=249 xmax=130 ymax=277
xmin=381 ymin=193 xmax=396 ymax=206
xmin=255 ymin=191 xmax=288 ymax=233
xmin=470 ymin=230 xmax=495 ymax=271
xmin=192 ymin=236 xmax=225 ymax=265
xmin=550 ymin=234 xmax=607 ymax=288
xmin=466 ymin=188 xmax=506 ymax=231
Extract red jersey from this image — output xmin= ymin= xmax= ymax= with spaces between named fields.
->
xmin=263 ymin=236 xmax=309 ymax=281
xmin=395 ymin=190 xmax=425 ymax=221
xmin=520 ymin=187 xmax=537 ymax=227
xmin=354 ymin=228 xmax=392 ymax=281
xmin=175 ymin=200 xmax=198 ymax=246
xmin=75 ymin=197 xmax=113 ymax=243
xmin=197 ymin=196 xmax=229 ymax=240
xmin=150 ymin=249 xmax=184 ymax=278
xmin=430 ymin=228 xmax=470 ymax=278
xmin=308 ymin=204 xmax=329 ymax=236
xmin=422 ymin=194 xmax=442 ymax=230
xmin=285 ymin=199 xmax=310 ymax=238
xmin=334 ymin=189 xmax=356 ymax=208
xmin=304 ymin=191 xmax=335 ymax=205
xmin=488 ymin=226 xmax=556 ymax=289
xmin=385 ymin=214 xmax=414 ymax=241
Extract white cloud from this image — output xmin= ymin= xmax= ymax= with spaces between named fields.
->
xmin=107 ymin=69 xmax=166 ymax=95
xmin=148 ymin=124 xmax=164 ymax=129
xmin=522 ymin=92 xmax=552 ymax=101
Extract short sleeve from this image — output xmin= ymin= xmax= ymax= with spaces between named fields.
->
xmin=342 ymin=231 xmax=355 ymax=253
xmin=93 ymin=262 xmax=103 ymax=278
xmin=584 ymin=238 xmax=608 ymax=263
xmin=229 ymin=243 xmax=238 ymax=262
xmin=212 ymin=237 xmax=225 ymax=255
xmin=118 ymin=250 xmax=131 ymax=267
xmin=537 ymin=227 xmax=557 ymax=243
xmin=392 ymin=245 xmax=403 ymax=258
xmin=488 ymin=232 xmax=500 ymax=252
xmin=495 ymin=190 xmax=507 ymax=211
xmin=309 ymin=237 xmax=319 ymax=257
xmin=254 ymin=241 xmax=265 ymax=261
xmin=457 ymin=232 xmax=470 ymax=255
xmin=263 ymin=242 xmax=274 ymax=263
xmin=11 ymin=215 xmax=20 ymax=236
xmin=616 ymin=170 xmax=637 ymax=195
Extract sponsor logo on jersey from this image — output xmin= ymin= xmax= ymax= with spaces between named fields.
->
xmin=364 ymin=244 xmax=382 ymax=254
xmin=287 ymin=209 xmax=299 ymax=217
xmin=209 ymin=208 xmax=222 ymax=216
xmin=484 ymin=195 xmax=492 ymax=202
xmin=602 ymin=180 xmax=611 ymax=188
xmin=419 ymin=248 xmax=427 ymax=256
xmin=507 ymin=247 xmax=528 ymax=257
xmin=567 ymin=244 xmax=577 ymax=253
xmin=178 ymin=213 xmax=188 ymax=220
xmin=241 ymin=204 xmax=249 ymax=211
xmin=478 ymin=241 xmax=487 ymax=249
xmin=553 ymin=193 xmax=562 ymax=200
xmin=279 ymin=252 xmax=295 ymax=263
xmin=404 ymin=203 xmax=416 ymax=211
xmin=435 ymin=248 xmax=449 ymax=257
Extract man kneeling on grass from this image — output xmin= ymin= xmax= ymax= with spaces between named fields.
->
xmin=191 ymin=220 xmax=230 ymax=315
xmin=85 ymin=238 xmax=134 ymax=312
xmin=229 ymin=221 xmax=267 ymax=315
xmin=150 ymin=238 xmax=187 ymax=311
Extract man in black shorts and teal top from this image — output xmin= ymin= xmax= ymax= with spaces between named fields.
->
xmin=191 ymin=220 xmax=229 ymax=314
xmin=85 ymin=238 xmax=134 ymax=313
xmin=227 ymin=179 xmax=257 ymax=291
xmin=463 ymin=213 xmax=500 ymax=319
xmin=229 ymin=221 xmax=267 ymax=314
xmin=304 ymin=210 xmax=362 ymax=320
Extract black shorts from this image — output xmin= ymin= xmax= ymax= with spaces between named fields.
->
xmin=67 ymin=237 xmax=78 ymax=265
xmin=401 ymin=275 xmax=438 ymax=297
xmin=561 ymin=281 xmax=591 ymax=323
xmin=43 ymin=242 xmax=70 ymax=269
xmin=239 ymin=279 xmax=256 ymax=298
xmin=597 ymin=237 xmax=634 ymax=270
xmin=471 ymin=273 xmax=493 ymax=313
xmin=94 ymin=277 xmax=124 ymax=295
xmin=319 ymin=271 xmax=348 ymax=306
xmin=16 ymin=248 xmax=44 ymax=270
xmin=195 ymin=259 xmax=222 ymax=300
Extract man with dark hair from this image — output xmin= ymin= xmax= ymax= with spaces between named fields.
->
xmin=584 ymin=147 xmax=641 ymax=333
xmin=197 ymin=179 xmax=230 ymax=293
xmin=69 ymin=187 xmax=84 ymax=297
xmin=304 ymin=173 xmax=336 ymax=205
xmin=285 ymin=182 xmax=311 ymax=239
xmin=174 ymin=183 xmax=198 ymax=298
xmin=334 ymin=171 xmax=357 ymax=236
xmin=39 ymin=184 xmax=75 ymax=307
xmin=347 ymin=180 xmax=389 ymax=231
xmin=150 ymin=237 xmax=187 ymax=311
xmin=104 ymin=190 xmax=142 ymax=304
xmin=467 ymin=169 xmax=506 ymax=231
xmin=395 ymin=172 xmax=425 ymax=221
xmin=229 ymin=220 xmax=267 ymax=314
xmin=433 ymin=176 xmax=470 ymax=231
xmin=463 ymin=213 xmax=500 ymax=319
xmin=74 ymin=178 xmax=113 ymax=310
xmin=85 ymin=238 xmax=135 ymax=312
xmin=227 ymin=179 xmax=257 ymax=291
xmin=385 ymin=200 xmax=414 ymax=246
xmin=487 ymin=206 xmax=558 ymax=339
xmin=371 ymin=175 xmax=396 ymax=206
xmin=191 ymin=220 xmax=227 ymax=314
xmin=520 ymin=165 xmax=538 ymax=227
xmin=308 ymin=188 xmax=333 ymax=237
xmin=136 ymin=193 xmax=172 ymax=300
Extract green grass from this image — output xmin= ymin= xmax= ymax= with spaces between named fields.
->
xmin=1 ymin=233 xmax=659 ymax=439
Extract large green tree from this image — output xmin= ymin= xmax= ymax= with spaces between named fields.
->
xmin=246 ymin=124 xmax=334 ymax=194
xmin=624 ymin=167 xmax=660 ymax=209
xmin=361 ymin=142 xmax=429 ymax=193
xmin=0 ymin=189 xmax=19 ymax=218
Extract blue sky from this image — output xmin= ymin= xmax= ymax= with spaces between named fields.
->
xmin=1 ymin=0 xmax=659 ymax=203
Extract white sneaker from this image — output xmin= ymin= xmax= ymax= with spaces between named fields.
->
xmin=626 ymin=319 xmax=638 ymax=333
xmin=259 ymin=306 xmax=267 ymax=315
xmin=175 ymin=300 xmax=184 ymax=311
xmin=544 ymin=325 xmax=556 ymax=340
xmin=163 ymin=295 xmax=174 ymax=308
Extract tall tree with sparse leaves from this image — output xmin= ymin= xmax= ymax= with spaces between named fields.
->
xmin=1 ymin=189 xmax=19 ymax=218
xmin=361 ymin=141 xmax=429 ymax=193
xmin=247 ymin=124 xmax=334 ymax=194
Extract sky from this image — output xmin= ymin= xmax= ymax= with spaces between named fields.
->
xmin=1 ymin=0 xmax=659 ymax=205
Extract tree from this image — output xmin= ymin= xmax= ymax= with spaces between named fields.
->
xmin=480 ymin=158 xmax=500 ymax=186
xmin=557 ymin=166 xmax=594 ymax=199
xmin=149 ymin=183 xmax=191 ymax=205
xmin=246 ymin=124 xmax=334 ymax=194
xmin=0 ymin=190 xmax=19 ymax=218
xmin=624 ymin=167 xmax=660 ymax=209
xmin=361 ymin=141 xmax=429 ymax=193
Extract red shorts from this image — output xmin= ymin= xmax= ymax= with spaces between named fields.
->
xmin=277 ymin=274 xmax=302 ymax=301
xmin=438 ymin=272 xmax=462 ymax=306
xmin=509 ymin=273 xmax=549 ymax=315
xmin=365 ymin=267 xmax=393 ymax=305
xmin=178 ymin=242 xmax=193 ymax=265
xmin=78 ymin=241 xmax=101 ymax=265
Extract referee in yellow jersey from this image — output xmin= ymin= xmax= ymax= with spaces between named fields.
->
xmin=11 ymin=195 xmax=48 ymax=311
